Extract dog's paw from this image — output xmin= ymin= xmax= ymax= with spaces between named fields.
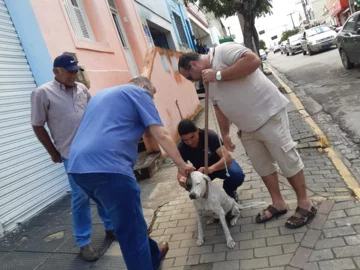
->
xmin=230 ymin=217 xmax=239 ymax=227
xmin=226 ymin=238 xmax=236 ymax=249
xmin=197 ymin=238 xmax=204 ymax=246
xmin=206 ymin=218 xmax=216 ymax=225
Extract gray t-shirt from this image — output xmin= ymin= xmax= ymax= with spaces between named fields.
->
xmin=31 ymin=80 xmax=91 ymax=158
xmin=209 ymin=42 xmax=289 ymax=132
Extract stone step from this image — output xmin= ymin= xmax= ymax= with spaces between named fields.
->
xmin=134 ymin=151 xmax=163 ymax=180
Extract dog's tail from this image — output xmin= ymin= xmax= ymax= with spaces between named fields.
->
xmin=237 ymin=201 xmax=266 ymax=210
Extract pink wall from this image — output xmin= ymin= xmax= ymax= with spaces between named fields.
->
xmin=30 ymin=0 xmax=149 ymax=94
xmin=142 ymin=48 xmax=201 ymax=155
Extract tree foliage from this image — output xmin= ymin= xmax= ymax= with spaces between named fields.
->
xmin=184 ymin=0 xmax=273 ymax=54
xmin=259 ymin=40 xmax=267 ymax=50
xmin=278 ymin=29 xmax=300 ymax=44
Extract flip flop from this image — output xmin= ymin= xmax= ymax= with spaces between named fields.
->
xmin=255 ymin=205 xmax=288 ymax=224
xmin=285 ymin=206 xmax=317 ymax=229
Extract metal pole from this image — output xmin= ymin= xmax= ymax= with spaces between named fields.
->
xmin=204 ymin=84 xmax=209 ymax=175
xmin=288 ymin=12 xmax=296 ymax=29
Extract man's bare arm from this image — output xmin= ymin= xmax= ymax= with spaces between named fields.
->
xmin=32 ymin=126 xmax=62 ymax=163
xmin=220 ymin=52 xmax=261 ymax=81
xmin=149 ymin=125 xmax=193 ymax=176
xmin=214 ymin=105 xmax=230 ymax=137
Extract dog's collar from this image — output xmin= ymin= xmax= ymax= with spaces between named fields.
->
xmin=202 ymin=179 xmax=209 ymax=199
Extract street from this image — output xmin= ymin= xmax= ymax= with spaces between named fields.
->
xmin=267 ymin=48 xmax=360 ymax=181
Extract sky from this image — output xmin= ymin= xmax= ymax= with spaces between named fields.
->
xmin=223 ymin=0 xmax=309 ymax=48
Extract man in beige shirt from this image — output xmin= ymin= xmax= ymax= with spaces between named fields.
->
xmin=178 ymin=42 xmax=317 ymax=229
xmin=31 ymin=54 xmax=113 ymax=261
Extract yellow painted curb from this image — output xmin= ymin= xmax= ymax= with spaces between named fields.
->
xmin=268 ymin=66 xmax=329 ymax=148
xmin=268 ymin=65 xmax=360 ymax=200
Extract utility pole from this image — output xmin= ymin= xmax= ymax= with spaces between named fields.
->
xmin=296 ymin=0 xmax=310 ymax=21
xmin=287 ymin=12 xmax=296 ymax=29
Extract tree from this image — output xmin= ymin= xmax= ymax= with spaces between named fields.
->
xmin=260 ymin=40 xmax=267 ymax=50
xmin=278 ymin=29 xmax=300 ymax=44
xmin=184 ymin=0 xmax=273 ymax=54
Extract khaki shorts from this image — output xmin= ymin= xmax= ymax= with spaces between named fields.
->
xmin=240 ymin=108 xmax=304 ymax=178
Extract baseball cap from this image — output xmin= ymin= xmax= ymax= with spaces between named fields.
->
xmin=53 ymin=54 xmax=84 ymax=71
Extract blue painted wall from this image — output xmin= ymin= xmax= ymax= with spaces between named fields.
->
xmin=165 ymin=0 xmax=195 ymax=51
xmin=4 ymin=0 xmax=53 ymax=86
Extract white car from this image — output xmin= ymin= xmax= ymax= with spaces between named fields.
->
xmin=301 ymin=25 xmax=337 ymax=56
xmin=259 ymin=49 xmax=267 ymax=61
xmin=285 ymin=34 xmax=303 ymax=56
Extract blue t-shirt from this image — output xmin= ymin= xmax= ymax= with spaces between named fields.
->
xmin=67 ymin=84 xmax=163 ymax=177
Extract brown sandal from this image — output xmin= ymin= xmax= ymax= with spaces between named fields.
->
xmin=256 ymin=205 xmax=288 ymax=223
xmin=285 ymin=206 xmax=317 ymax=229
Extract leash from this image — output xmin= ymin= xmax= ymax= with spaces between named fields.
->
xmin=204 ymin=47 xmax=230 ymax=178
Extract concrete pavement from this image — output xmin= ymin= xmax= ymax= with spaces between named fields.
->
xmin=2 ymin=74 xmax=360 ymax=269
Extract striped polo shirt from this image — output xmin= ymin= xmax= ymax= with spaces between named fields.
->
xmin=30 ymin=80 xmax=91 ymax=158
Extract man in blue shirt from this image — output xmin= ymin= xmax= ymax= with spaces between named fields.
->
xmin=67 ymin=76 xmax=194 ymax=270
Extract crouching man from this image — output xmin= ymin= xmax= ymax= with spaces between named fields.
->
xmin=177 ymin=119 xmax=245 ymax=201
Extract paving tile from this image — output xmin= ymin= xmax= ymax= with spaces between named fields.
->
xmin=36 ymin=253 xmax=92 ymax=270
xmin=304 ymin=262 xmax=320 ymax=270
xmin=345 ymin=207 xmax=360 ymax=216
xmin=189 ymin=245 xmax=213 ymax=255
xmin=270 ymin=254 xmax=293 ymax=267
xmin=199 ymin=252 xmax=225 ymax=263
xmin=318 ymin=200 xmax=334 ymax=214
xmin=309 ymin=249 xmax=334 ymax=262
xmin=283 ymin=243 xmax=299 ymax=254
xmin=318 ymin=258 xmax=356 ymax=270
xmin=239 ymin=238 xmax=266 ymax=250
xmin=290 ymin=247 xmax=312 ymax=269
xmin=0 ymin=251 xmax=52 ymax=270
xmin=255 ymin=245 xmax=282 ymax=258
xmin=323 ymin=226 xmax=356 ymax=238
xmin=267 ymin=235 xmax=295 ymax=246
xmin=174 ymin=255 xmax=200 ymax=266
xmin=328 ymin=210 xmax=347 ymax=219
xmin=315 ymin=237 xmax=346 ymax=249
xmin=171 ymin=232 xmax=194 ymax=241
xmin=212 ymin=260 xmax=240 ymax=270
xmin=167 ymin=247 xmax=189 ymax=258
xmin=254 ymin=228 xmax=279 ymax=238
xmin=332 ymin=201 xmax=356 ymax=210
xmin=226 ymin=249 xmax=254 ymax=260
xmin=301 ymin=229 xmax=322 ymax=248
xmin=240 ymin=258 xmax=269 ymax=270
xmin=214 ymin=242 xmax=239 ymax=253
xmin=344 ymin=235 xmax=360 ymax=245
xmin=333 ymin=245 xmax=360 ymax=257
xmin=310 ymin=214 xmax=328 ymax=230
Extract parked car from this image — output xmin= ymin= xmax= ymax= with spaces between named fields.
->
xmin=259 ymin=49 xmax=267 ymax=61
xmin=337 ymin=11 xmax=360 ymax=69
xmin=285 ymin=34 xmax=303 ymax=56
xmin=273 ymin=45 xmax=281 ymax=53
xmin=280 ymin=42 xmax=287 ymax=54
xmin=301 ymin=25 xmax=337 ymax=55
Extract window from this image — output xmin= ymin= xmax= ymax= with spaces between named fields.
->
xmin=63 ymin=0 xmax=95 ymax=41
xmin=343 ymin=16 xmax=357 ymax=32
xmin=108 ymin=0 xmax=128 ymax=48
xmin=173 ymin=12 xmax=188 ymax=47
xmin=160 ymin=54 xmax=170 ymax=72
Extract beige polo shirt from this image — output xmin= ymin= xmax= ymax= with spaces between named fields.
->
xmin=209 ymin=42 xmax=289 ymax=132
xmin=31 ymin=80 xmax=91 ymax=158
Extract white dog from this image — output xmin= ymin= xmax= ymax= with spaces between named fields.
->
xmin=185 ymin=171 xmax=242 ymax=249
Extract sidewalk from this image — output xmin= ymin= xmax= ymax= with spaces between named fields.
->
xmin=1 ymin=76 xmax=360 ymax=270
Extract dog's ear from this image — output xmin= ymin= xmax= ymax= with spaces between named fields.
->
xmin=185 ymin=176 xmax=192 ymax=192
xmin=186 ymin=160 xmax=194 ymax=167
xmin=202 ymin=174 xmax=211 ymax=182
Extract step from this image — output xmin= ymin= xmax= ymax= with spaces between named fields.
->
xmin=134 ymin=151 xmax=163 ymax=180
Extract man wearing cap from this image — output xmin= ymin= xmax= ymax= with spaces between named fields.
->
xmin=30 ymin=54 xmax=113 ymax=261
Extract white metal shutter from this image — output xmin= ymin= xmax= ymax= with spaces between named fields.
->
xmin=63 ymin=0 xmax=95 ymax=41
xmin=0 ymin=0 xmax=69 ymax=234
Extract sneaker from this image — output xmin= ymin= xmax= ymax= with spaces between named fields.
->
xmin=231 ymin=191 xmax=239 ymax=202
xmin=105 ymin=230 xmax=116 ymax=239
xmin=80 ymin=243 xmax=99 ymax=262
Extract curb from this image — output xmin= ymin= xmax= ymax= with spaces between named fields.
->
xmin=267 ymin=65 xmax=360 ymax=200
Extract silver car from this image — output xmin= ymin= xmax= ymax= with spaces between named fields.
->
xmin=285 ymin=34 xmax=303 ymax=56
xmin=301 ymin=25 xmax=337 ymax=56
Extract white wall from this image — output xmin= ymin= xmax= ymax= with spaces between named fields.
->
xmin=310 ymin=0 xmax=331 ymax=23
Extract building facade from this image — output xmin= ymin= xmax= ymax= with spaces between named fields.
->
xmin=0 ymin=0 xmax=200 ymax=235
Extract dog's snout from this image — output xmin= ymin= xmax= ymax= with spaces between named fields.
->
xmin=189 ymin=193 xmax=196 ymax=200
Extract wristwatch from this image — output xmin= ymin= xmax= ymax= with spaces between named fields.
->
xmin=216 ymin=70 xmax=222 ymax=81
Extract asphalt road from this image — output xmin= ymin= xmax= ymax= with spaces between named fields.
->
xmin=267 ymin=47 xmax=360 ymax=143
